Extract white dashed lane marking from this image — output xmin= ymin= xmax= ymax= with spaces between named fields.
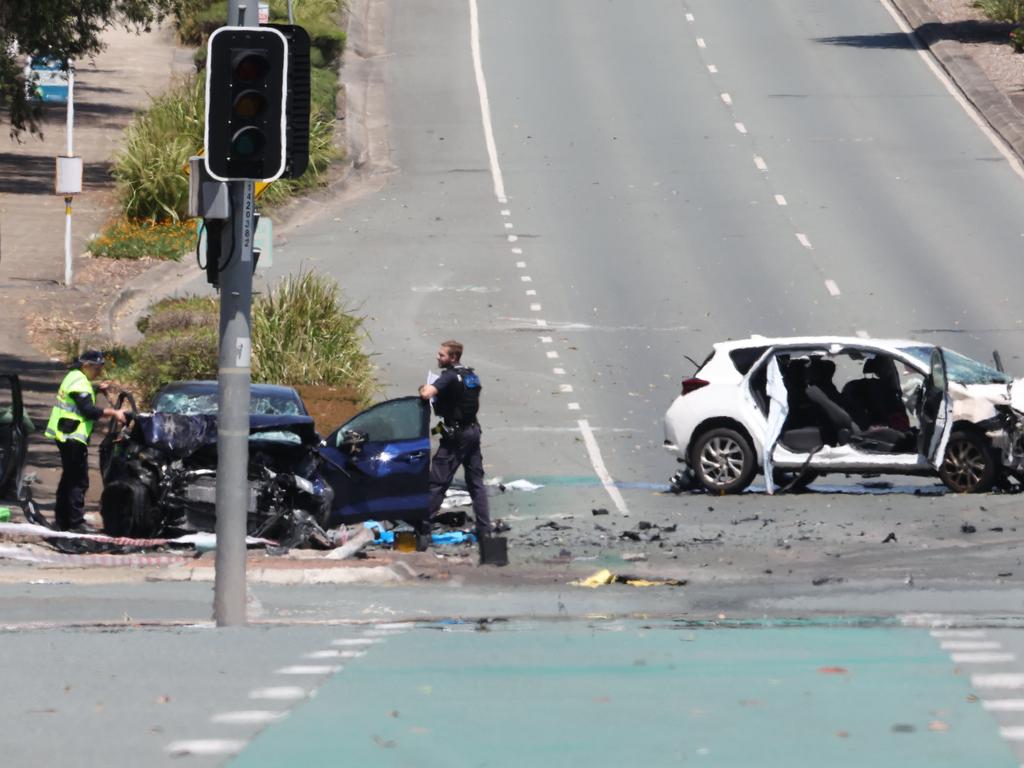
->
xmin=536 ymin=319 xmax=547 ymax=327
xmin=984 ymin=700 xmax=1024 ymax=712
xmin=275 ymin=665 xmax=342 ymax=675
xmin=774 ymin=194 xmax=787 ymax=206
xmin=734 ymin=122 xmax=747 ymax=134
xmin=971 ymin=674 xmax=1024 ymax=689
xmin=166 ymin=740 xmax=245 ymax=757
xmin=516 ymin=261 xmax=526 ymax=268
xmin=707 ymin=64 xmax=718 ymax=73
xmin=530 ymin=303 xmax=542 ymax=311
xmin=330 ymin=638 xmax=377 ymax=647
xmin=796 ymin=233 xmax=813 ymax=249
xmin=211 ymin=711 xmax=288 ymax=725
xmin=824 ymin=279 xmax=840 ymax=297
xmin=507 ymin=234 xmax=518 ymax=242
xmin=953 ymin=652 xmax=1016 ymax=664
xmin=568 ymin=403 xmax=580 ymax=411
xmin=553 ymin=367 xmax=565 ymax=375
xmin=941 ymin=641 xmax=1004 ymax=651
xmin=249 ymin=687 xmax=309 ymax=701
xmin=720 ymin=93 xmax=732 ymax=105
xmin=547 ymin=351 xmax=559 ymax=359
xmin=697 ymin=37 xmax=706 ymax=48
xmin=686 ymin=12 xmax=694 ymax=21
xmin=754 ymin=155 xmax=767 ymax=171
xmin=521 ymin=275 xmax=532 ymax=282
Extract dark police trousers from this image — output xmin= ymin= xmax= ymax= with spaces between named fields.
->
xmin=55 ymin=439 xmax=89 ymax=530
xmin=427 ymin=423 xmax=491 ymax=537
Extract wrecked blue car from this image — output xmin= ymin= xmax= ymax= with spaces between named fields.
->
xmin=98 ymin=381 xmax=430 ymax=545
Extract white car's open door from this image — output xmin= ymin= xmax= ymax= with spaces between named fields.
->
xmin=918 ymin=347 xmax=953 ymax=470
xmin=762 ymin=355 xmax=788 ymax=494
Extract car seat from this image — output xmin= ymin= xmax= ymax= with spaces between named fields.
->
xmin=805 ymin=385 xmax=910 ymax=453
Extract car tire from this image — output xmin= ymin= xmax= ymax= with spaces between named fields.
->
xmin=101 ymin=479 xmax=158 ymax=537
xmin=692 ymin=427 xmax=756 ymax=494
xmin=940 ymin=430 xmax=997 ymax=494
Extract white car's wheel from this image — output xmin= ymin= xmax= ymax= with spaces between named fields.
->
xmin=940 ymin=430 xmax=996 ymax=493
xmin=692 ymin=427 xmax=756 ymax=494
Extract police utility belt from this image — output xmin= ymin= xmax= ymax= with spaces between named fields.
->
xmin=432 ymin=420 xmax=478 ymax=438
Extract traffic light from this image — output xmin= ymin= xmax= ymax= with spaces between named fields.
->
xmin=264 ymin=23 xmax=311 ymax=179
xmin=205 ymin=26 xmax=289 ymax=181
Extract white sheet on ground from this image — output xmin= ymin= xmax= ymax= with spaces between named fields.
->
xmin=762 ymin=356 xmax=788 ymax=496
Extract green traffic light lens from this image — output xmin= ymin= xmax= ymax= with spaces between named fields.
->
xmin=233 ymin=90 xmax=266 ymax=120
xmin=233 ymin=53 xmax=269 ymax=82
xmin=231 ymin=127 xmax=265 ymax=158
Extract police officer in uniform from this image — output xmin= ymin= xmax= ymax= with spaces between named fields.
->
xmin=418 ymin=340 xmax=491 ymax=539
xmin=45 ymin=351 xmax=127 ymax=532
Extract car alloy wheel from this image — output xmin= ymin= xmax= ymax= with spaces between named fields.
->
xmin=940 ymin=430 xmax=996 ymax=494
xmin=692 ymin=427 xmax=755 ymax=494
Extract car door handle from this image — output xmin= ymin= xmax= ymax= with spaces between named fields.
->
xmin=400 ymin=451 xmax=428 ymax=462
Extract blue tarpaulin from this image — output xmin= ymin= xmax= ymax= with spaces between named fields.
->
xmin=363 ymin=521 xmax=476 ymax=545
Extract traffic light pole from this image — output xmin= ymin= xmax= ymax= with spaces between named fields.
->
xmin=214 ymin=0 xmax=256 ymax=627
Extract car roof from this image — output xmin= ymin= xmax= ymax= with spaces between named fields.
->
xmin=155 ymin=380 xmax=303 ymax=399
xmin=712 ymin=335 xmax=931 ymax=355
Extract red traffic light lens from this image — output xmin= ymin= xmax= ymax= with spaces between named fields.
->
xmin=233 ymin=90 xmax=266 ymax=120
xmin=231 ymin=127 xmax=265 ymax=158
xmin=233 ymin=52 xmax=269 ymax=82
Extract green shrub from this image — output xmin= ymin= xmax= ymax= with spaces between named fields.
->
xmin=311 ymin=65 xmax=338 ymax=116
xmin=176 ymin=0 xmax=227 ymax=46
xmin=87 ymin=219 xmax=196 ymax=260
xmin=974 ymin=0 xmax=1024 ymax=23
xmin=125 ymin=273 xmax=375 ymax=403
xmin=112 ymin=77 xmax=204 ymax=222
xmin=251 ymin=271 xmax=375 ymax=398
xmin=306 ymin=21 xmax=346 ymax=67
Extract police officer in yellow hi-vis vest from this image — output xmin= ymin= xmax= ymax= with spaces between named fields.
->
xmin=45 ymin=351 xmax=127 ymax=532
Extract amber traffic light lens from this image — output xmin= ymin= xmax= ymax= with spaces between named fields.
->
xmin=233 ymin=90 xmax=266 ymax=120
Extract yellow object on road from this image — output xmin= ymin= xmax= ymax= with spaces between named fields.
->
xmin=572 ymin=569 xmax=686 ymax=588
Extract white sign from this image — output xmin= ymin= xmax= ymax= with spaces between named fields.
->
xmin=258 ymin=2 xmax=270 ymax=23
xmin=55 ymin=156 xmax=82 ymax=195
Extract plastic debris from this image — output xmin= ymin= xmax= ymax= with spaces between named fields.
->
xmin=572 ymin=568 xmax=686 ymax=588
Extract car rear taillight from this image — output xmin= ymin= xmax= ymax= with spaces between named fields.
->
xmin=681 ymin=377 xmax=709 ymax=396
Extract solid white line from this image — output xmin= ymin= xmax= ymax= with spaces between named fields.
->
xmin=568 ymin=402 xmax=580 ymax=411
xmin=878 ymin=0 xmax=1024 ymax=180
xmin=249 ymin=686 xmax=308 ymax=700
xmin=972 ymin=674 xmax=1024 ymax=689
xmin=796 ymin=233 xmax=812 ymax=249
xmin=754 ymin=155 xmax=767 ymax=171
xmin=707 ymin=64 xmax=718 ymax=73
xmin=330 ymin=638 xmax=377 ymax=647
xmin=735 ymin=122 xmax=747 ymax=134
xmin=941 ymin=641 xmax=1003 ymax=651
xmin=469 ymin=0 xmax=507 ymax=202
xmin=166 ymin=740 xmax=246 ymax=757
xmin=952 ymin=652 xmax=1016 ymax=663
xmin=774 ymin=194 xmax=787 ymax=206
xmin=983 ymin=700 xmax=1024 ymax=711
xmin=212 ymin=711 xmax=287 ymax=725
xmin=825 ymin=279 xmax=840 ymax=297
xmin=578 ymin=419 xmax=630 ymax=515
xmin=999 ymin=726 xmax=1024 ymax=740
xmin=275 ymin=665 xmax=342 ymax=675
xmin=697 ymin=37 xmax=706 ymax=48
xmin=930 ymin=629 xmax=988 ymax=638
xmin=721 ymin=93 xmax=732 ymax=105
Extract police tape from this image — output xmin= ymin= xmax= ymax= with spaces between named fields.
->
xmin=0 ymin=544 xmax=191 ymax=568
xmin=0 ymin=523 xmax=277 ymax=549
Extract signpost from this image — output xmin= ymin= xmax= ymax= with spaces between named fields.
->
xmin=54 ymin=65 xmax=79 ymax=287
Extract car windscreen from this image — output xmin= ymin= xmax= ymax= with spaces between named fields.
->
xmin=901 ymin=345 xmax=1012 ymax=385
xmin=152 ymin=390 xmax=304 ymax=416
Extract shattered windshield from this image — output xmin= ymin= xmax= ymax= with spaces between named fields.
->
xmin=901 ymin=345 xmax=1012 ymax=385
xmin=152 ymin=390 xmax=305 ymax=416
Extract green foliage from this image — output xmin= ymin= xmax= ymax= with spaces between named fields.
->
xmin=125 ymin=273 xmax=375 ymax=402
xmin=974 ymin=0 xmax=1024 ymax=23
xmin=1 ymin=0 xmax=202 ymax=136
xmin=251 ymin=271 xmax=374 ymax=397
xmin=130 ymin=296 xmax=219 ymax=400
xmin=87 ymin=218 xmax=196 ymax=260
xmin=112 ymin=77 xmax=204 ymax=221
xmin=175 ymin=0 xmax=226 ymax=45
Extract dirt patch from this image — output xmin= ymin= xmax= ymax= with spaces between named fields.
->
xmin=295 ymin=384 xmax=365 ymax=435
xmin=26 ymin=254 xmax=161 ymax=359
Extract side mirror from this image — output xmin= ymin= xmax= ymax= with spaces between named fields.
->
xmin=340 ymin=429 xmax=368 ymax=455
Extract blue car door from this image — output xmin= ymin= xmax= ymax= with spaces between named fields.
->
xmin=320 ymin=397 xmax=431 ymax=525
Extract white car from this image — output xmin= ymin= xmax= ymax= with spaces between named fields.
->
xmin=663 ymin=336 xmax=1024 ymax=494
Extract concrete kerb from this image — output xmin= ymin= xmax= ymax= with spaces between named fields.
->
xmin=148 ymin=561 xmax=415 ymax=585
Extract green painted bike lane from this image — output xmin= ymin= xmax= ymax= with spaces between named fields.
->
xmin=230 ymin=620 xmax=1017 ymax=767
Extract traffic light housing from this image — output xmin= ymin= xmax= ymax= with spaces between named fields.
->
xmin=205 ymin=27 xmax=288 ymax=181
xmin=264 ymin=23 xmax=311 ymax=179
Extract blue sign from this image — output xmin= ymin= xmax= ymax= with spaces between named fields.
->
xmin=27 ymin=57 xmax=69 ymax=103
